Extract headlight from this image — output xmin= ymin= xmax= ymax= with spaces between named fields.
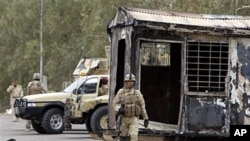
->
xmin=27 ymin=101 xmax=37 ymax=107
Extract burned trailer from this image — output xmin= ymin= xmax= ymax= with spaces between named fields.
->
xmin=102 ymin=7 xmax=250 ymax=141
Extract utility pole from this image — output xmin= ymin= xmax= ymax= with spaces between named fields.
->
xmin=40 ymin=0 xmax=44 ymax=83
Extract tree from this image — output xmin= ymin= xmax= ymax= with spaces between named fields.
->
xmin=0 ymin=0 xmax=249 ymax=112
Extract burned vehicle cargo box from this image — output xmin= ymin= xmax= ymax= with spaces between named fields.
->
xmin=90 ymin=7 xmax=250 ymax=141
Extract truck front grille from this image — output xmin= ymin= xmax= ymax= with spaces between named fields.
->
xmin=14 ymin=98 xmax=27 ymax=107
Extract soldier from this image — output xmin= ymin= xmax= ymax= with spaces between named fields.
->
xmin=25 ymin=73 xmax=48 ymax=129
xmin=64 ymin=98 xmax=74 ymax=130
xmin=6 ymin=79 xmax=24 ymax=122
xmin=98 ymin=77 xmax=109 ymax=96
xmin=113 ymin=73 xmax=149 ymax=141
xmin=27 ymin=73 xmax=48 ymax=95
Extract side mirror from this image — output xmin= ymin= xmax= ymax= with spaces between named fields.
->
xmin=73 ymin=89 xmax=78 ymax=94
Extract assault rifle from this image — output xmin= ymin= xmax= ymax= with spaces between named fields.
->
xmin=116 ymin=103 xmax=125 ymax=134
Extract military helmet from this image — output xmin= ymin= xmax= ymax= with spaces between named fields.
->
xmin=33 ymin=73 xmax=40 ymax=80
xmin=124 ymin=73 xmax=136 ymax=82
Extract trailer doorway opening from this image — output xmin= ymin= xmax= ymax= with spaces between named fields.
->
xmin=140 ymin=41 xmax=181 ymax=125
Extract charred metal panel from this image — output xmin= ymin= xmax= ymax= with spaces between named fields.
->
xmin=187 ymin=34 xmax=228 ymax=43
xmin=237 ymin=42 xmax=250 ymax=122
xmin=230 ymin=38 xmax=250 ymax=125
xmin=237 ymin=42 xmax=250 ymax=78
xmin=108 ymin=7 xmax=250 ymax=37
xmin=186 ymin=96 xmax=226 ymax=132
xmin=127 ymin=8 xmax=250 ymax=30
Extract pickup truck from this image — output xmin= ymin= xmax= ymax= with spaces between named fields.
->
xmin=14 ymin=74 xmax=108 ymax=134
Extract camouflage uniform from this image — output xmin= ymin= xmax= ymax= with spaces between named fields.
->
xmin=64 ymin=98 xmax=74 ymax=129
xmin=27 ymin=80 xmax=48 ymax=95
xmin=98 ymin=77 xmax=109 ymax=96
xmin=26 ymin=73 xmax=48 ymax=129
xmin=6 ymin=81 xmax=24 ymax=122
xmin=113 ymin=87 xmax=148 ymax=141
xmin=98 ymin=84 xmax=108 ymax=96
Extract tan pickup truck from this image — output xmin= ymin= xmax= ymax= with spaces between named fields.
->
xmin=14 ymin=74 xmax=107 ymax=134
xmin=14 ymin=57 xmax=109 ymax=134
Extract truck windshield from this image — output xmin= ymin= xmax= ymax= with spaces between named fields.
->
xmin=63 ymin=77 xmax=86 ymax=93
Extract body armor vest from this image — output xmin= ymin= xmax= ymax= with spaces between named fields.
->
xmin=29 ymin=81 xmax=42 ymax=95
xmin=122 ymin=90 xmax=141 ymax=117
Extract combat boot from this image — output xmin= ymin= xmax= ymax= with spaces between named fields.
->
xmin=25 ymin=123 xmax=31 ymax=129
xmin=25 ymin=120 xmax=31 ymax=129
xmin=12 ymin=116 xmax=18 ymax=122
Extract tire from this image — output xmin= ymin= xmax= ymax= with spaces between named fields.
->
xmin=90 ymin=105 xmax=108 ymax=133
xmin=31 ymin=120 xmax=46 ymax=134
xmin=85 ymin=115 xmax=92 ymax=133
xmin=42 ymin=108 xmax=64 ymax=134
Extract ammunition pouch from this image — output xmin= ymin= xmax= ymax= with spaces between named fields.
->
xmin=124 ymin=104 xmax=141 ymax=117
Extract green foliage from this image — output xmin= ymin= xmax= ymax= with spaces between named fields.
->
xmin=0 ymin=0 xmax=250 ymax=112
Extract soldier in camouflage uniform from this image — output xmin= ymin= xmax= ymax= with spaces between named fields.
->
xmin=113 ymin=73 xmax=149 ymax=141
xmin=64 ymin=97 xmax=74 ymax=130
xmin=98 ymin=77 xmax=109 ymax=96
xmin=27 ymin=73 xmax=48 ymax=95
xmin=25 ymin=73 xmax=48 ymax=129
xmin=7 ymin=79 xmax=24 ymax=122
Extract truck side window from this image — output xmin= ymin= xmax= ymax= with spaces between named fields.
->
xmin=78 ymin=78 xmax=98 ymax=94
xmin=84 ymin=83 xmax=97 ymax=93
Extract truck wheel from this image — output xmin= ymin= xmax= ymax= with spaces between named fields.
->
xmin=31 ymin=120 xmax=46 ymax=134
xmin=85 ymin=116 xmax=92 ymax=132
xmin=90 ymin=105 xmax=108 ymax=132
xmin=42 ymin=108 xmax=64 ymax=134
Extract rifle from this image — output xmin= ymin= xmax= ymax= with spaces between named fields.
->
xmin=115 ymin=103 xmax=125 ymax=134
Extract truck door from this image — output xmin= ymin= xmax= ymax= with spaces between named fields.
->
xmin=78 ymin=77 xmax=100 ymax=101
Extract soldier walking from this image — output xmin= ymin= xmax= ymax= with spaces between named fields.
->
xmin=6 ymin=79 xmax=24 ymax=122
xmin=113 ymin=73 xmax=149 ymax=141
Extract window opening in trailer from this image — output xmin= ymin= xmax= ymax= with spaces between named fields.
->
xmin=140 ymin=42 xmax=170 ymax=66
xmin=186 ymin=41 xmax=229 ymax=93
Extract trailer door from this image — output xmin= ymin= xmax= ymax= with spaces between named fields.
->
xmin=139 ymin=40 xmax=182 ymax=127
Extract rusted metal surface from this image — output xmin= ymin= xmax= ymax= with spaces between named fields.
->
xmin=230 ymin=38 xmax=250 ymax=125
xmin=106 ymin=7 xmax=250 ymax=140
xmin=109 ymin=7 xmax=250 ymax=31
xmin=108 ymin=7 xmax=250 ymax=37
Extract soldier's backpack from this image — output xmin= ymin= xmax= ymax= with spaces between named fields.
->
xmin=29 ymin=81 xmax=43 ymax=95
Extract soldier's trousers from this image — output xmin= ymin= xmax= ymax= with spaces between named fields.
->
xmin=10 ymin=98 xmax=18 ymax=121
xmin=120 ymin=116 xmax=139 ymax=141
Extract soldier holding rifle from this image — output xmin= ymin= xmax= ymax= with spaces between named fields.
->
xmin=113 ymin=73 xmax=149 ymax=141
